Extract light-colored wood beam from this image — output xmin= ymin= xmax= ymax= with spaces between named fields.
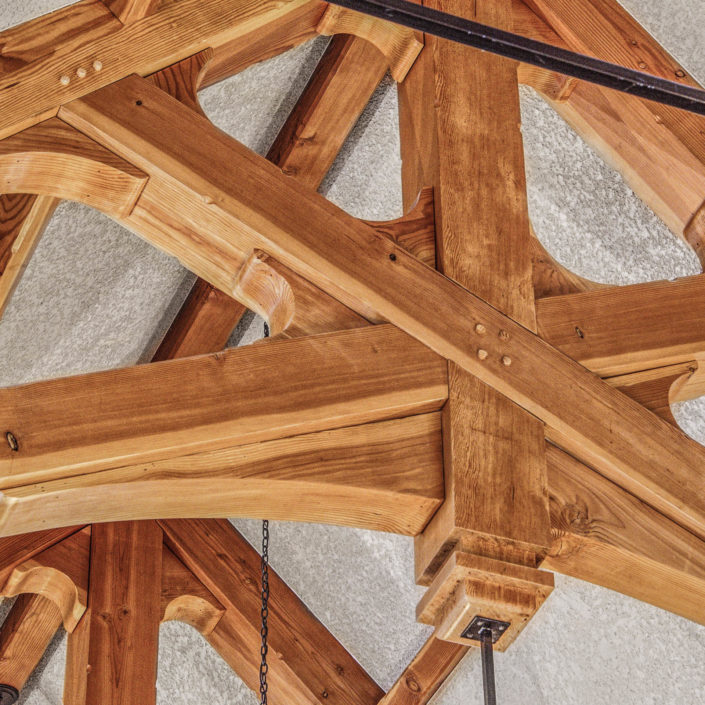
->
xmin=537 ymin=275 xmax=705 ymax=376
xmin=544 ymin=444 xmax=705 ymax=626
xmin=67 ymin=521 xmax=162 ymax=705
xmin=54 ymin=76 xmax=705 ymax=542
xmin=0 ymin=593 xmax=62 ymax=694
xmin=0 ymin=413 xmax=443 ymax=537
xmin=161 ymin=518 xmax=384 ymax=705
xmin=0 ymin=119 xmax=146 ymax=218
xmin=0 ymin=194 xmax=58 ymax=319
xmin=0 ymin=324 xmax=446 ymax=491
xmin=379 ymin=637 xmax=467 ymax=705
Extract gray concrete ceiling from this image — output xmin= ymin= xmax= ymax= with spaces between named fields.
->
xmin=1 ymin=1 xmax=704 ymax=704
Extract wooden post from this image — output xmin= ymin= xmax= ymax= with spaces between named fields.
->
xmin=65 ymin=521 xmax=162 ymax=705
xmin=403 ymin=0 xmax=553 ymax=649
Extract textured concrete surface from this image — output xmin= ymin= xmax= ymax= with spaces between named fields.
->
xmin=1 ymin=0 xmax=705 ymax=703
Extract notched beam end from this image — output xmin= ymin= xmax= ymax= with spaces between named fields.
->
xmin=316 ymin=5 xmax=423 ymax=81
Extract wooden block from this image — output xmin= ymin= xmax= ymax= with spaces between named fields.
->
xmin=102 ymin=0 xmax=160 ymax=24
xmin=417 ymin=551 xmax=553 ymax=651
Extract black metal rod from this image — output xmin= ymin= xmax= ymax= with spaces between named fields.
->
xmin=328 ymin=0 xmax=705 ymax=116
xmin=480 ymin=629 xmax=497 ymax=705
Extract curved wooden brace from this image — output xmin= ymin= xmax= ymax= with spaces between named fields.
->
xmin=161 ymin=545 xmax=225 ymax=636
xmin=0 ymin=118 xmax=147 ymax=218
xmin=316 ymin=4 xmax=423 ymax=82
xmin=147 ymin=50 xmax=213 ymax=118
xmin=0 ymin=528 xmax=89 ymax=632
xmin=684 ymin=200 xmax=705 ymax=268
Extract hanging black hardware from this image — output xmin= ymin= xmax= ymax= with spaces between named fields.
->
xmin=0 ymin=685 xmax=19 ymax=705
xmin=327 ymin=0 xmax=705 ymax=116
xmin=480 ymin=629 xmax=497 ymax=705
xmin=260 ymin=319 xmax=271 ymax=705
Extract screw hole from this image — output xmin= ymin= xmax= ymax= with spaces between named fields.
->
xmin=5 ymin=431 xmax=18 ymax=452
xmin=389 ymin=253 xmax=397 ymax=261
xmin=136 ymin=100 xmax=143 ymax=106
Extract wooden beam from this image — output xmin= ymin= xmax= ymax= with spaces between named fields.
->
xmin=0 ymin=325 xmax=446 ymax=489
xmin=0 ymin=194 xmax=58 ymax=319
xmin=56 ymin=76 xmax=705 ymax=542
xmin=514 ymin=0 xmax=705 ymax=254
xmin=161 ymin=544 xmax=225 ymax=636
xmin=0 ymin=594 xmax=62 ymax=694
xmin=161 ymin=518 xmax=384 ymax=705
xmin=69 ymin=521 xmax=162 ymax=705
xmin=268 ymin=33 xmax=388 ymax=188
xmin=0 ymin=0 xmax=316 ymax=140
xmin=0 ymin=526 xmax=84 ymax=586
xmin=537 ymin=275 xmax=705 ymax=376
xmin=0 ymin=119 xmax=146 ymax=218
xmin=544 ymin=444 xmax=705 ymax=626
xmin=0 ymin=413 xmax=443 ymax=537
xmin=102 ymin=0 xmax=160 ymax=25
xmin=403 ymin=0 xmax=552 ymax=646
xmin=379 ymin=637 xmax=467 ymax=705
xmin=1 ymin=527 xmax=90 ymax=631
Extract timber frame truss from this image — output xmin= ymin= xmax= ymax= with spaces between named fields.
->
xmin=0 ymin=0 xmax=705 ymax=700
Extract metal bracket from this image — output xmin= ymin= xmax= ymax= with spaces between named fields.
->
xmin=0 ymin=685 xmax=19 ymax=705
xmin=461 ymin=616 xmax=510 ymax=645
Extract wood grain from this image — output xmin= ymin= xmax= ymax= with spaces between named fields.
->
xmin=80 ymin=521 xmax=162 ymax=705
xmin=0 ymin=593 xmax=62 ymax=691
xmin=544 ymin=444 xmax=705 ymax=626
xmin=0 ymin=0 xmax=314 ymax=139
xmin=0 ymin=194 xmax=58 ymax=319
xmin=0 ymin=325 xmax=447 ymax=490
xmin=379 ymin=637 xmax=467 ymax=705
xmin=0 ymin=414 xmax=443 ymax=536
xmin=102 ymin=0 xmax=160 ymax=24
xmin=161 ymin=519 xmax=383 ymax=705
xmin=537 ymin=275 xmax=705 ymax=375
xmin=58 ymin=77 xmax=705 ymax=541
xmin=0 ymin=118 xmax=146 ymax=218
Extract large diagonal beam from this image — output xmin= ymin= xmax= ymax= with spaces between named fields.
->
xmin=54 ymin=76 xmax=705 ymax=541
xmin=544 ymin=444 xmax=705 ymax=626
xmin=161 ymin=519 xmax=384 ymax=705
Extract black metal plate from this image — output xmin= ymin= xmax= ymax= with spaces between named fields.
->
xmin=461 ymin=616 xmax=510 ymax=645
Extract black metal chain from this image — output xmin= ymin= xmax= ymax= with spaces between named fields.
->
xmin=260 ymin=318 xmax=271 ymax=705
xmin=260 ymin=518 xmax=270 ymax=705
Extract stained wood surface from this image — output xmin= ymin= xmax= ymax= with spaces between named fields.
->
xmin=0 ymin=194 xmax=58 ymax=319
xmin=0 ymin=119 xmax=146 ymax=218
xmin=58 ymin=76 xmax=705 ymax=541
xmin=268 ymin=33 xmax=387 ymax=188
xmin=0 ymin=526 xmax=83 ymax=586
xmin=0 ymin=325 xmax=447 ymax=492
xmin=544 ymin=444 xmax=705 ymax=625
xmin=102 ymin=0 xmax=159 ymax=24
xmin=411 ymin=0 xmax=551 ymax=602
xmin=80 ymin=521 xmax=162 ymax=705
xmin=1 ymin=527 xmax=90 ymax=631
xmin=0 ymin=593 xmax=62 ymax=691
xmin=161 ymin=519 xmax=384 ymax=705
xmin=537 ymin=275 xmax=705 ymax=375
xmin=161 ymin=545 xmax=225 ymax=635
xmin=379 ymin=637 xmax=467 ymax=705
xmin=316 ymin=5 xmax=422 ymax=81
xmin=0 ymin=414 xmax=443 ymax=536
xmin=0 ymin=0 xmax=313 ymax=140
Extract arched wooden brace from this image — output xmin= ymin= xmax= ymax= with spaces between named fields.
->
xmin=0 ymin=527 xmax=90 ymax=632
